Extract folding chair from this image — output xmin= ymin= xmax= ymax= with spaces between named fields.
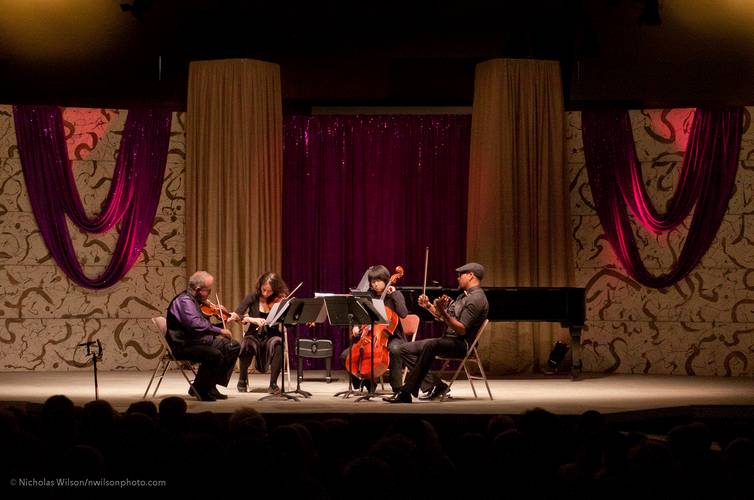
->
xmin=436 ymin=319 xmax=493 ymax=401
xmin=400 ymin=314 xmax=421 ymax=383
xmin=143 ymin=317 xmax=197 ymax=399
xmin=377 ymin=314 xmax=420 ymax=391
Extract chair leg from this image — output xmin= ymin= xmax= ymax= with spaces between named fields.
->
xmin=283 ymin=333 xmax=291 ymax=386
xmin=143 ymin=357 xmax=164 ymax=399
xmin=475 ymin=354 xmax=493 ymax=400
xmin=152 ymin=358 xmax=171 ymax=398
xmin=441 ymin=358 xmax=468 ymax=402
xmin=325 ymin=357 xmax=332 ymax=383
xmin=464 ymin=362 xmax=478 ymax=398
xmin=178 ymin=361 xmax=195 ymax=388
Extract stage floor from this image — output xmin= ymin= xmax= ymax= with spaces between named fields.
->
xmin=1 ymin=370 xmax=753 ymax=418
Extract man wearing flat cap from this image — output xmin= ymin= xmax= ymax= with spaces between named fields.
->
xmin=385 ymin=262 xmax=489 ymax=403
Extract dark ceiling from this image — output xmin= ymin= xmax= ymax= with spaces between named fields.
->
xmin=2 ymin=0 xmax=754 ymax=111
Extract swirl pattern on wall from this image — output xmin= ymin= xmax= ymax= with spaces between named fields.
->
xmin=0 ymin=105 xmax=186 ymax=371
xmin=569 ymin=108 xmax=754 ymax=376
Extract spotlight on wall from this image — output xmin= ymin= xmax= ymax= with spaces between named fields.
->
xmin=120 ymin=0 xmax=154 ymax=23
xmin=637 ymin=0 xmax=661 ymax=26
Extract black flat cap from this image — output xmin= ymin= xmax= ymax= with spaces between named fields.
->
xmin=455 ymin=262 xmax=485 ymax=280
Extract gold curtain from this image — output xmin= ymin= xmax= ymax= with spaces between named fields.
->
xmin=186 ymin=59 xmax=282 ymax=324
xmin=467 ymin=58 xmax=574 ymax=373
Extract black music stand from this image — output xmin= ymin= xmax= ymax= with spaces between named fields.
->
xmin=323 ymin=296 xmax=370 ymax=399
xmin=280 ymin=298 xmax=329 ymax=398
xmin=351 ymin=297 xmax=389 ymax=402
xmin=259 ymin=297 xmax=301 ymax=402
xmin=325 ymin=296 xmax=387 ymax=401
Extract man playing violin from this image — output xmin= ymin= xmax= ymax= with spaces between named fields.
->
xmin=227 ymin=272 xmax=289 ymax=394
xmin=339 ymin=265 xmax=409 ymax=393
xmin=165 ymin=271 xmax=240 ymax=402
xmin=385 ymin=262 xmax=488 ymax=403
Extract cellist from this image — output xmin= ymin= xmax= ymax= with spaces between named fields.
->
xmin=338 ymin=265 xmax=408 ymax=393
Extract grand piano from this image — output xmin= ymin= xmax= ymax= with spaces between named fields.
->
xmin=397 ymin=286 xmax=586 ymax=378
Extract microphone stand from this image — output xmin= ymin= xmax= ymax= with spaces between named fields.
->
xmin=77 ymin=340 xmax=103 ymax=400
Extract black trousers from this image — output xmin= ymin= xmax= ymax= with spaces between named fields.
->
xmin=339 ymin=335 xmax=405 ymax=392
xmin=238 ymin=335 xmax=283 ymax=387
xmin=400 ymin=336 xmax=467 ymax=397
xmin=171 ymin=336 xmax=240 ymax=392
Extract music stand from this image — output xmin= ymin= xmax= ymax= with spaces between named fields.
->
xmin=259 ymin=297 xmax=302 ymax=402
xmin=351 ymin=297 xmax=390 ymax=402
xmin=325 ymin=296 xmax=387 ymax=401
xmin=279 ymin=298 xmax=328 ymax=398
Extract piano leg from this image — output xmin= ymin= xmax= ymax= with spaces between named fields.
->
xmin=569 ymin=326 xmax=582 ymax=380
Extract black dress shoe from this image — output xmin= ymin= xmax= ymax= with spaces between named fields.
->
xmin=210 ymin=387 xmax=228 ymax=400
xmin=383 ymin=391 xmax=412 ymax=403
xmin=418 ymin=382 xmax=449 ymax=401
xmin=236 ymin=380 xmax=248 ymax=393
xmin=188 ymin=385 xmax=216 ymax=402
xmin=267 ymin=384 xmax=281 ymax=395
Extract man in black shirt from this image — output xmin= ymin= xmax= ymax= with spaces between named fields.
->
xmin=384 ymin=262 xmax=489 ymax=403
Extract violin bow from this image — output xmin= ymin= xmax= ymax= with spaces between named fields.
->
xmin=422 ymin=246 xmax=429 ymax=296
xmin=215 ymin=292 xmax=227 ymax=330
xmin=286 ymin=281 xmax=303 ymax=300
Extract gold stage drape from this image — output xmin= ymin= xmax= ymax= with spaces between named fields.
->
xmin=467 ymin=58 xmax=574 ymax=373
xmin=186 ymin=59 xmax=282 ymax=325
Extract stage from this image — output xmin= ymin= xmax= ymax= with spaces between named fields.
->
xmin=1 ymin=370 xmax=753 ymax=422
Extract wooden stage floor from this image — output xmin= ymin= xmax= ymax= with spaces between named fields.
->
xmin=1 ymin=371 xmax=753 ymax=421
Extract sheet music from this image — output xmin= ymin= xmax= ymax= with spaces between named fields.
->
xmin=351 ymin=268 xmax=370 ymax=293
xmin=264 ymin=300 xmax=291 ymax=326
xmin=369 ymin=298 xmax=389 ymax=324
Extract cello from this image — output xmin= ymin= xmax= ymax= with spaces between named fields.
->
xmin=345 ymin=266 xmax=404 ymax=381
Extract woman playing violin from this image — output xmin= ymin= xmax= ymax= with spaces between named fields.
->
xmin=338 ymin=265 xmax=408 ymax=393
xmin=228 ymin=272 xmax=289 ymax=394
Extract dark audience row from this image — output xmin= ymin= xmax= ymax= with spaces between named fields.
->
xmin=1 ymin=395 xmax=752 ymax=498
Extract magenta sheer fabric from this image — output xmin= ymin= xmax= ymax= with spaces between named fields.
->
xmin=13 ymin=106 xmax=172 ymax=289
xmin=582 ymin=107 xmax=742 ymax=288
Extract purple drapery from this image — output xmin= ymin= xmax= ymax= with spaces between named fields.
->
xmin=582 ymin=107 xmax=742 ymax=288
xmin=283 ymin=114 xmax=471 ymax=367
xmin=13 ymin=105 xmax=172 ymax=289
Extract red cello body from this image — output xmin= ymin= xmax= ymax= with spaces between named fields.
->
xmin=345 ymin=266 xmax=404 ymax=381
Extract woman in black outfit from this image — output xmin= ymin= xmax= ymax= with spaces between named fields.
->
xmin=229 ymin=272 xmax=289 ymax=394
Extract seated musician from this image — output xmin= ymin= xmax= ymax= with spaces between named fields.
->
xmin=338 ymin=265 xmax=408 ymax=393
xmin=165 ymin=271 xmax=240 ymax=402
xmin=385 ymin=262 xmax=488 ymax=403
xmin=227 ymin=272 xmax=289 ymax=394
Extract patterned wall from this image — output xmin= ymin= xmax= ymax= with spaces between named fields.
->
xmin=568 ymin=107 xmax=754 ymax=376
xmin=0 ymin=105 xmax=186 ymax=371
xmin=2 ymin=105 xmax=754 ymax=376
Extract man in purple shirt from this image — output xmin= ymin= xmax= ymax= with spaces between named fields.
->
xmin=166 ymin=271 xmax=240 ymax=401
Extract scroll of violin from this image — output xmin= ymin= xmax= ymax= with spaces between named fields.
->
xmin=346 ymin=265 xmax=404 ymax=381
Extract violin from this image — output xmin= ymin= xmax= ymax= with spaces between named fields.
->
xmin=433 ymin=294 xmax=452 ymax=316
xmin=243 ymin=281 xmax=304 ymax=333
xmin=346 ymin=265 xmax=404 ymax=381
xmin=201 ymin=300 xmax=232 ymax=322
